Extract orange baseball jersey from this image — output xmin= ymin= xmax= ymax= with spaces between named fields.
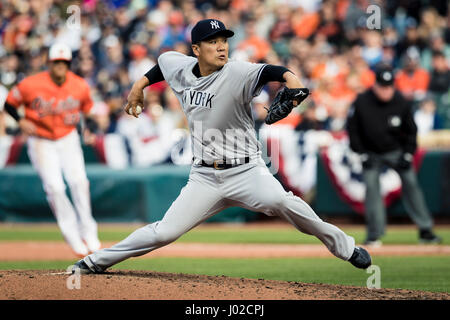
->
xmin=394 ymin=68 xmax=430 ymax=96
xmin=6 ymin=70 xmax=93 ymax=140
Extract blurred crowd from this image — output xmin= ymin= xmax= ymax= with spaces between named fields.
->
xmin=0 ymin=0 xmax=449 ymax=151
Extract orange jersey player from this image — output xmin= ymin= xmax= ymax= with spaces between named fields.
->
xmin=6 ymin=65 xmax=93 ymax=140
xmin=4 ymin=43 xmax=101 ymax=257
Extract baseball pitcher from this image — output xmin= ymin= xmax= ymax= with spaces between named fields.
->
xmin=4 ymin=43 xmax=101 ymax=257
xmin=73 ymin=19 xmax=371 ymax=273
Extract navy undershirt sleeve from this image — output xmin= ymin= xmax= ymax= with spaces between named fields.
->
xmin=144 ymin=64 xmax=165 ymax=84
xmin=256 ymin=65 xmax=291 ymax=88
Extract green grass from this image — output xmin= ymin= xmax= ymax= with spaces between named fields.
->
xmin=1 ymin=256 xmax=449 ymax=293
xmin=0 ymin=224 xmax=449 ymax=244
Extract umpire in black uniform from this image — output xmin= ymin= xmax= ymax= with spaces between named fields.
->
xmin=346 ymin=64 xmax=441 ymax=246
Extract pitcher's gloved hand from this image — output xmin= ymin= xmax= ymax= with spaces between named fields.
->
xmin=264 ymin=87 xmax=309 ymax=125
xmin=396 ymin=152 xmax=413 ymax=170
xmin=360 ymin=153 xmax=374 ymax=170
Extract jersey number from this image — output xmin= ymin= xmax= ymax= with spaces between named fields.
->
xmin=64 ymin=112 xmax=80 ymax=126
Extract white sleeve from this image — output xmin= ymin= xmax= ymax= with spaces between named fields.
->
xmin=0 ymin=85 xmax=8 ymax=111
xmin=229 ymin=60 xmax=266 ymax=104
xmin=157 ymin=51 xmax=196 ymax=85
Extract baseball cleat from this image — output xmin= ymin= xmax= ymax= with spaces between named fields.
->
xmin=71 ymin=259 xmax=97 ymax=274
xmin=348 ymin=247 xmax=372 ymax=269
xmin=363 ymin=239 xmax=382 ymax=248
xmin=419 ymin=229 xmax=442 ymax=244
xmin=71 ymin=243 xmax=89 ymax=258
xmin=84 ymin=237 xmax=101 ymax=253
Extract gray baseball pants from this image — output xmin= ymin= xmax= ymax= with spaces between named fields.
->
xmin=363 ymin=149 xmax=433 ymax=240
xmin=84 ymin=158 xmax=355 ymax=272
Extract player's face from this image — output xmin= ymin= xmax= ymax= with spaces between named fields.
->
xmin=49 ymin=60 xmax=69 ymax=78
xmin=193 ymin=36 xmax=229 ymax=69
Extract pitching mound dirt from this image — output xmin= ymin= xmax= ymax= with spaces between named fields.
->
xmin=0 ymin=270 xmax=448 ymax=300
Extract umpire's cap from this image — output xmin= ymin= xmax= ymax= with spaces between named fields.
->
xmin=191 ymin=19 xmax=234 ymax=44
xmin=375 ymin=64 xmax=394 ymax=86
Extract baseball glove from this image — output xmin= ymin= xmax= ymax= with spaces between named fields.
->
xmin=264 ymin=87 xmax=310 ymax=125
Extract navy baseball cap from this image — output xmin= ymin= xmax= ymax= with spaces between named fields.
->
xmin=191 ymin=19 xmax=234 ymax=44
xmin=375 ymin=65 xmax=394 ymax=86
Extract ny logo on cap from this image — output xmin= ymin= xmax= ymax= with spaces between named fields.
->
xmin=210 ymin=20 xmax=220 ymax=29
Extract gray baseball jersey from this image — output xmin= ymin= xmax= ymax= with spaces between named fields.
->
xmin=81 ymin=52 xmax=356 ymax=272
xmin=158 ymin=51 xmax=265 ymax=164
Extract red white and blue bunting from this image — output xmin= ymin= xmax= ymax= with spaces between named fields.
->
xmin=261 ymin=126 xmax=425 ymax=214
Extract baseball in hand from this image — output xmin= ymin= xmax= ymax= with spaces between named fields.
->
xmin=128 ymin=105 xmax=142 ymax=115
